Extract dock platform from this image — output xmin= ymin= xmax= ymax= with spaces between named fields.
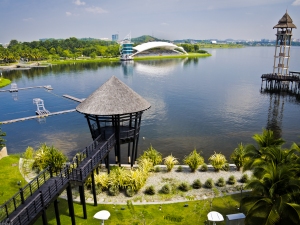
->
xmin=0 ymin=85 xmax=53 ymax=92
xmin=63 ymin=94 xmax=85 ymax=102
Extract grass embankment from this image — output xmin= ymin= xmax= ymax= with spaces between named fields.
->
xmin=0 ymin=155 xmax=27 ymax=205
xmin=0 ymin=78 xmax=11 ymax=88
xmin=34 ymin=194 xmax=242 ymax=225
xmin=199 ymin=43 xmax=244 ymax=48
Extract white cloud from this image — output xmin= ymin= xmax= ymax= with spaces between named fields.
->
xmin=161 ymin=22 xmax=169 ymax=26
xmin=23 ymin=18 xmax=33 ymax=22
xmin=66 ymin=12 xmax=72 ymax=16
xmin=292 ymin=0 xmax=300 ymax=5
xmin=85 ymin=7 xmax=107 ymax=14
xmin=74 ymin=0 xmax=86 ymax=6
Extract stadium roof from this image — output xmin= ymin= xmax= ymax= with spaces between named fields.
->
xmin=132 ymin=41 xmax=187 ymax=56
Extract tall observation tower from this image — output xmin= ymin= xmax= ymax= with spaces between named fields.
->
xmin=272 ymin=11 xmax=297 ymax=76
xmin=261 ymin=11 xmax=299 ymax=92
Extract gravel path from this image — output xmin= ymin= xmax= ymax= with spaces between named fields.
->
xmin=73 ymin=165 xmax=251 ymax=205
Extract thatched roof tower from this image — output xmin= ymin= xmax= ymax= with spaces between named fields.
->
xmin=76 ymin=76 xmax=151 ymax=167
xmin=76 ymin=76 xmax=150 ymax=115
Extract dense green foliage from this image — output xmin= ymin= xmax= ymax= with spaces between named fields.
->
xmin=183 ymin=149 xmax=204 ymax=172
xmin=0 ymin=38 xmax=120 ymax=63
xmin=163 ymin=154 xmax=179 ymax=172
xmin=208 ymin=152 xmax=227 ymax=172
xmin=230 ymin=143 xmax=246 ymax=171
xmin=138 ymin=145 xmax=162 ymax=166
xmin=0 ymin=124 xmax=6 ymax=148
xmin=241 ymin=129 xmax=300 ymax=225
xmin=26 ymin=143 xmax=68 ymax=172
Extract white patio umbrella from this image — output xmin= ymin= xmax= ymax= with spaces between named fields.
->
xmin=207 ymin=211 xmax=224 ymax=225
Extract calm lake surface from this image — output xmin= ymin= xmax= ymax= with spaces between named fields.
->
xmin=1 ymin=47 xmax=300 ymax=162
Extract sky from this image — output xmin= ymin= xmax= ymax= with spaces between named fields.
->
xmin=0 ymin=0 xmax=299 ymax=44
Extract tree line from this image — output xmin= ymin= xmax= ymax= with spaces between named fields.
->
xmin=0 ymin=37 xmax=120 ymax=63
xmin=0 ymin=37 xmax=207 ymax=63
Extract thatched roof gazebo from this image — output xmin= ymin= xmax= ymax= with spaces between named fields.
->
xmin=76 ymin=76 xmax=151 ymax=167
xmin=273 ymin=11 xmax=297 ymax=29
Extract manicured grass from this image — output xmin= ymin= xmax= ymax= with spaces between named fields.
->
xmin=0 ymin=78 xmax=11 ymax=88
xmin=0 ymin=155 xmax=27 ymax=205
xmin=33 ymin=193 xmax=243 ymax=225
xmin=133 ymin=53 xmax=211 ymax=61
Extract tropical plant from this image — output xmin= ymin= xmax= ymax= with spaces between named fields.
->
xmin=138 ymin=158 xmax=154 ymax=176
xmin=127 ymin=169 xmax=147 ymax=191
xmin=108 ymin=185 xmax=120 ymax=196
xmin=145 ymin=185 xmax=156 ymax=195
xmin=183 ymin=149 xmax=204 ymax=172
xmin=222 ymin=163 xmax=230 ymax=171
xmin=227 ymin=175 xmax=236 ymax=185
xmin=32 ymin=143 xmax=67 ymax=172
xmin=108 ymin=167 xmax=130 ymax=189
xmin=126 ymin=187 xmax=135 ymax=197
xmin=241 ymin=160 xmax=300 ymax=225
xmin=139 ymin=145 xmax=162 ymax=166
xmin=216 ymin=177 xmax=226 ymax=187
xmin=240 ymin=174 xmax=249 ymax=183
xmin=94 ymin=173 xmax=109 ymax=191
xmin=176 ymin=165 xmax=183 ymax=172
xmin=243 ymin=129 xmax=285 ymax=171
xmin=192 ymin=179 xmax=202 ymax=189
xmin=204 ymin=178 xmax=214 ymax=189
xmin=23 ymin=146 xmax=35 ymax=159
xmin=200 ymin=163 xmax=208 ymax=172
xmin=208 ymin=152 xmax=227 ymax=172
xmin=154 ymin=166 xmax=161 ymax=172
xmin=230 ymin=143 xmax=246 ymax=171
xmin=178 ymin=182 xmax=190 ymax=192
xmin=163 ymin=154 xmax=179 ymax=172
xmin=161 ymin=184 xmax=171 ymax=194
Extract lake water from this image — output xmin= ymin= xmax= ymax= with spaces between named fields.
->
xmin=1 ymin=47 xmax=300 ymax=162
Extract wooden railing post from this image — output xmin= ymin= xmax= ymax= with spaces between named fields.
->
xmin=20 ymin=188 xmax=25 ymax=204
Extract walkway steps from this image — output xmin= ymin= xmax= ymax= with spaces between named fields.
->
xmin=0 ymin=133 xmax=116 ymax=225
xmin=1 ymin=109 xmax=76 ymax=124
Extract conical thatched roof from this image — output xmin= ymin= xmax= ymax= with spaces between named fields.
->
xmin=76 ymin=76 xmax=151 ymax=115
xmin=273 ymin=12 xmax=297 ymax=29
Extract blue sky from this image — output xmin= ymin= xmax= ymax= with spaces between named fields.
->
xmin=0 ymin=0 xmax=299 ymax=44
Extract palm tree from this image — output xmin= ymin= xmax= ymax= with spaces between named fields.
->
xmin=241 ymin=160 xmax=300 ymax=225
xmin=243 ymin=129 xmax=285 ymax=171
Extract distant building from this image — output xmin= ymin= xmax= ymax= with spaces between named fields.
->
xmin=100 ymin=38 xmax=110 ymax=41
xmin=112 ymin=34 xmax=119 ymax=42
xmin=211 ymin=40 xmax=217 ymax=44
xmin=261 ymin=39 xmax=270 ymax=42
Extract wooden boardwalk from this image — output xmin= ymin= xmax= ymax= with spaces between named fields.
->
xmin=63 ymin=95 xmax=85 ymax=103
xmin=0 ymin=133 xmax=116 ymax=225
xmin=0 ymin=86 xmax=53 ymax=92
xmin=1 ymin=109 xmax=76 ymax=124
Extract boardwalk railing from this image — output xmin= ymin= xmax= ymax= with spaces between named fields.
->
xmin=74 ymin=134 xmax=115 ymax=181
xmin=0 ymin=133 xmax=116 ymax=224
xmin=261 ymin=73 xmax=300 ymax=81
xmin=0 ymin=166 xmax=52 ymax=221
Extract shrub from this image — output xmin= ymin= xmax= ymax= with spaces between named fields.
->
xmin=163 ymin=154 xmax=179 ymax=172
xmin=222 ymin=163 xmax=230 ymax=171
xmin=154 ymin=166 xmax=161 ymax=173
xmin=228 ymin=175 xmax=236 ymax=185
xmin=161 ymin=184 xmax=171 ymax=194
xmin=138 ymin=158 xmax=154 ymax=176
xmin=176 ymin=165 xmax=183 ymax=172
xmin=230 ymin=143 xmax=245 ymax=171
xmin=127 ymin=169 xmax=148 ymax=191
xmin=108 ymin=167 xmax=130 ymax=189
xmin=126 ymin=187 xmax=135 ymax=197
xmin=108 ymin=185 xmax=120 ymax=196
xmin=192 ymin=179 xmax=202 ymax=189
xmin=200 ymin=163 xmax=208 ymax=172
xmin=145 ymin=185 xmax=156 ymax=195
xmin=139 ymin=145 xmax=162 ymax=166
xmin=183 ymin=149 xmax=204 ymax=172
xmin=32 ymin=143 xmax=67 ymax=173
xmin=95 ymin=173 xmax=109 ymax=190
xmin=204 ymin=178 xmax=214 ymax=189
xmin=240 ymin=174 xmax=249 ymax=183
xmin=208 ymin=152 xmax=227 ymax=172
xmin=216 ymin=177 xmax=225 ymax=187
xmin=23 ymin=146 xmax=35 ymax=159
xmin=178 ymin=182 xmax=190 ymax=192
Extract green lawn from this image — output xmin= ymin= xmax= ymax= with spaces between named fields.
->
xmin=0 ymin=78 xmax=11 ymax=88
xmin=0 ymin=155 xmax=27 ymax=205
xmin=33 ymin=193 xmax=243 ymax=225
